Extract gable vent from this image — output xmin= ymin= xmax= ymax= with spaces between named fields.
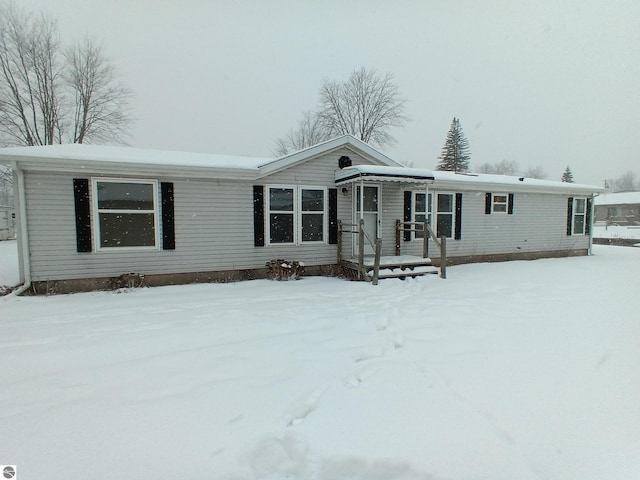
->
xmin=338 ymin=155 xmax=352 ymax=169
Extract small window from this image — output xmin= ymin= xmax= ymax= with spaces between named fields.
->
xmin=268 ymin=187 xmax=295 ymax=244
xmin=94 ymin=179 xmax=159 ymax=249
xmin=573 ymin=198 xmax=586 ymax=235
xmin=413 ymin=192 xmax=432 ymax=239
xmin=492 ymin=194 xmax=508 ymax=213
xmin=436 ymin=193 xmax=454 ymax=238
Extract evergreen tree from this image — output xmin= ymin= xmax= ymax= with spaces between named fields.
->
xmin=436 ymin=117 xmax=470 ymax=172
xmin=561 ymin=166 xmax=574 ymax=183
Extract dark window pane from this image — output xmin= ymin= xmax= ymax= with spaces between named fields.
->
xmin=302 ymin=189 xmax=324 ymax=211
xmin=415 ymin=193 xmax=426 ymax=212
xmin=493 ymin=204 xmax=507 ymax=213
xmin=363 ymin=186 xmax=378 ymax=212
xmin=269 ymin=188 xmax=294 ymax=211
xmin=97 ymin=182 xmax=154 ymax=210
xmin=574 ymin=215 xmax=585 ymax=234
xmin=270 ymin=213 xmax=294 ymax=243
xmin=99 ymin=213 xmax=155 ymax=247
xmin=415 ymin=213 xmax=426 ymax=238
xmin=437 ymin=194 xmax=453 ymax=213
xmin=575 ymin=199 xmax=586 ymax=214
xmin=437 ymin=213 xmax=452 ymax=238
xmin=302 ymin=213 xmax=324 ymax=242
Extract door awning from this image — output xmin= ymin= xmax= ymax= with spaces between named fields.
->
xmin=335 ymin=165 xmax=435 ymax=186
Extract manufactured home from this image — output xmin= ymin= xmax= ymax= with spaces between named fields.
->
xmin=0 ymin=136 xmax=603 ymax=293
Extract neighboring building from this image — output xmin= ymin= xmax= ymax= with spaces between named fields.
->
xmin=594 ymin=192 xmax=640 ymax=225
xmin=0 ymin=205 xmax=15 ymax=240
xmin=0 ymin=136 xmax=603 ymax=293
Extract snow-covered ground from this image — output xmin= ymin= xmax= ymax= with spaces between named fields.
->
xmin=593 ymin=224 xmax=640 ymax=240
xmin=1 ymin=246 xmax=639 ymax=480
xmin=0 ymin=239 xmax=19 ymax=294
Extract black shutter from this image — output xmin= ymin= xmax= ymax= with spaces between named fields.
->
xmin=585 ymin=198 xmax=592 ymax=235
xmin=403 ymin=191 xmax=412 ymax=241
xmin=73 ymin=178 xmax=92 ymax=253
xmin=328 ymin=188 xmax=338 ymax=244
xmin=508 ymin=194 xmax=514 ymax=215
xmin=567 ymin=197 xmax=574 ymax=236
xmin=485 ymin=193 xmax=492 ymax=214
xmin=253 ymin=185 xmax=265 ymax=247
xmin=161 ymin=182 xmax=175 ymax=250
xmin=454 ymin=193 xmax=462 ymax=240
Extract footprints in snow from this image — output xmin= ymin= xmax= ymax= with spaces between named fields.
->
xmin=285 ymin=308 xmax=408 ymax=428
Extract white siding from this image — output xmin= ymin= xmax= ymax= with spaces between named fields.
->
xmin=397 ymin=189 xmax=590 ymax=259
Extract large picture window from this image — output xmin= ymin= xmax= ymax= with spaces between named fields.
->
xmin=413 ymin=192 xmax=432 ymax=239
xmin=267 ymin=185 xmax=326 ymax=245
xmin=93 ymin=179 xmax=159 ymax=249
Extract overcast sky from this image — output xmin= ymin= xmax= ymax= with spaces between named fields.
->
xmin=19 ymin=0 xmax=640 ymax=185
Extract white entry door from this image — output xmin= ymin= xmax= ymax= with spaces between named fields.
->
xmin=354 ymin=184 xmax=380 ymax=255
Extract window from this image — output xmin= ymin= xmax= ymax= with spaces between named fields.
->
xmin=492 ymin=194 xmax=508 ymax=213
xmin=413 ymin=192 xmax=432 ymax=239
xmin=300 ymin=188 xmax=325 ymax=242
xmin=436 ymin=193 xmax=453 ymax=238
xmin=267 ymin=185 xmax=326 ymax=245
xmin=268 ymin=187 xmax=294 ymax=244
xmin=573 ymin=198 xmax=587 ymax=235
xmin=93 ymin=179 xmax=159 ymax=249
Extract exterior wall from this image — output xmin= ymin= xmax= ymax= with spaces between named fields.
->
xmin=594 ymin=204 xmax=640 ymax=224
xmin=397 ymin=188 xmax=590 ymax=260
xmin=23 ymin=148 xmax=373 ymax=282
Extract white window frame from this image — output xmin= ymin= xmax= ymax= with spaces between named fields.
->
xmin=92 ymin=177 xmax=160 ymax=251
xmin=298 ymin=185 xmax=328 ymax=245
xmin=435 ymin=192 xmax=454 ymax=239
xmin=572 ymin=197 xmax=587 ymax=235
xmin=413 ymin=191 xmax=432 ymax=240
xmin=266 ymin=185 xmax=327 ymax=246
xmin=492 ymin=193 xmax=508 ymax=214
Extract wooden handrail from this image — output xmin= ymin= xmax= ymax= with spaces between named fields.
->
xmin=395 ymin=220 xmax=446 ymax=279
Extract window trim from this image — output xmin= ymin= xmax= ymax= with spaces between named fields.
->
xmin=266 ymin=184 xmax=328 ymax=246
xmin=491 ymin=193 xmax=508 ymax=214
xmin=92 ymin=177 xmax=160 ymax=252
xmin=435 ymin=192 xmax=455 ymax=239
xmin=572 ymin=197 xmax=587 ymax=235
xmin=412 ymin=191 xmax=432 ymax=240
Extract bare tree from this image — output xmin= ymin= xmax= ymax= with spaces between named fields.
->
xmin=608 ymin=171 xmax=638 ymax=192
xmin=318 ymin=67 xmax=409 ymax=148
xmin=476 ymin=159 xmax=519 ymax=176
xmin=0 ymin=4 xmax=64 ymax=145
xmin=274 ymin=111 xmax=331 ymax=156
xmin=0 ymin=3 xmax=132 ymax=147
xmin=65 ymin=38 xmax=132 ymax=144
xmin=523 ymin=165 xmax=548 ymax=179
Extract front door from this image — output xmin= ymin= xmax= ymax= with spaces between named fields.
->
xmin=354 ymin=184 xmax=380 ymax=255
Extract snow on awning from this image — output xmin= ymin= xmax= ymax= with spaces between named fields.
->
xmin=335 ymin=165 xmax=435 ymax=186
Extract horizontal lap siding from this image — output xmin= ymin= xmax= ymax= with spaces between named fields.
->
xmin=398 ymin=190 xmax=589 ymax=260
xmin=25 ymin=150 xmax=368 ymax=281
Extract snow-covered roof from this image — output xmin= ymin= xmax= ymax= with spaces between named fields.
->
xmin=594 ymin=191 xmax=640 ymax=205
xmin=336 ymin=165 xmax=602 ymax=194
xmin=0 ymin=143 xmax=271 ymax=169
xmin=0 ymin=135 xmax=400 ymax=180
xmin=336 ymin=165 xmax=435 ymax=185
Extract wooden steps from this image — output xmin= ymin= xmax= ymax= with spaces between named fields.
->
xmin=342 ymin=255 xmax=439 ymax=281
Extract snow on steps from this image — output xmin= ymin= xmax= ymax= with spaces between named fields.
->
xmin=357 ymin=255 xmax=438 ymax=281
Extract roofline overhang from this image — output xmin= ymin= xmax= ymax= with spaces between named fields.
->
xmin=336 ymin=171 xmax=435 ymax=186
xmin=0 ymin=154 xmax=260 ymax=181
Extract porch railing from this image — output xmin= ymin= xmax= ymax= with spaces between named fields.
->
xmin=395 ymin=220 xmax=447 ymax=279
xmin=337 ymin=219 xmax=382 ymax=285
